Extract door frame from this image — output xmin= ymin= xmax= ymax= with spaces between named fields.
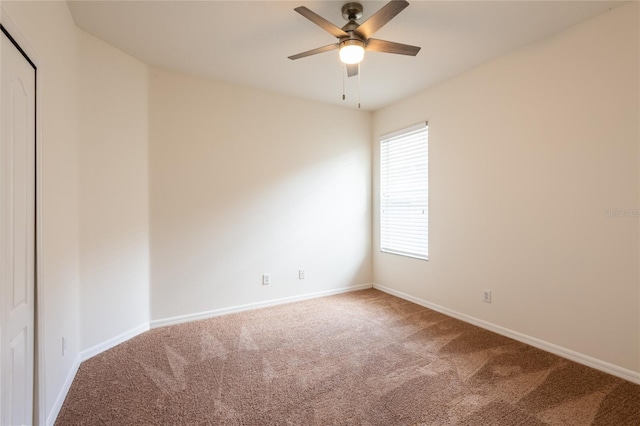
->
xmin=0 ymin=11 xmax=44 ymax=425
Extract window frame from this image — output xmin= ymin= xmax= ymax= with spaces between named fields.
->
xmin=379 ymin=122 xmax=429 ymax=261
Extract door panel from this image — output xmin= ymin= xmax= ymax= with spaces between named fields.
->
xmin=1 ymin=28 xmax=36 ymax=426
xmin=10 ymin=328 xmax=27 ymax=425
xmin=11 ymin=79 xmax=29 ymax=310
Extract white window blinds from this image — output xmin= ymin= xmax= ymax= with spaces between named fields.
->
xmin=380 ymin=122 xmax=428 ymax=260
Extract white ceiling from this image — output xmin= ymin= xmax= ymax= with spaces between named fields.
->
xmin=68 ymin=0 xmax=624 ymax=111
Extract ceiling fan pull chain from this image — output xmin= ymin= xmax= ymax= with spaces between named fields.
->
xmin=342 ymin=64 xmax=346 ymax=101
xmin=358 ymin=63 xmax=361 ymax=109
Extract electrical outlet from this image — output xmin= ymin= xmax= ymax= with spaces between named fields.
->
xmin=299 ymin=269 xmax=305 ymax=279
xmin=62 ymin=337 xmax=67 ymax=356
xmin=483 ymin=290 xmax=492 ymax=304
xmin=262 ymin=273 xmax=270 ymax=285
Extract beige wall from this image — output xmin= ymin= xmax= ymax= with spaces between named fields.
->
xmin=373 ymin=3 xmax=639 ymax=373
xmin=1 ymin=0 xmax=81 ymax=421
xmin=149 ymin=69 xmax=372 ymax=320
xmin=0 ymin=1 xmax=637 ymax=423
xmin=77 ymin=30 xmax=150 ymax=351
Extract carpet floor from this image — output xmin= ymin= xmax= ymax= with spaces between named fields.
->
xmin=56 ymin=289 xmax=639 ymax=425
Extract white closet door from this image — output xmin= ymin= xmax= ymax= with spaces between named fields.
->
xmin=1 ymin=28 xmax=36 ymax=426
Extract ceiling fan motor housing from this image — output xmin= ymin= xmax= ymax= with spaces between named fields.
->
xmin=342 ymin=2 xmax=363 ymax=22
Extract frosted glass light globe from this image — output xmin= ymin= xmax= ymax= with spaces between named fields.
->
xmin=339 ymin=41 xmax=365 ymax=64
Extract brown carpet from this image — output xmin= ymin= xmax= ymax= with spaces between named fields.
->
xmin=56 ymin=289 xmax=640 ymax=425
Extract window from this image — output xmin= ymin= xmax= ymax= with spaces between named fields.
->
xmin=380 ymin=122 xmax=428 ymax=260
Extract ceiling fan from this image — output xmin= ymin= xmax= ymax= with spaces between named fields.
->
xmin=288 ymin=0 xmax=421 ymax=78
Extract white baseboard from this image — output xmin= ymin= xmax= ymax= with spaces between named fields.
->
xmin=79 ymin=322 xmax=150 ymax=362
xmin=46 ymin=356 xmax=81 ymax=426
xmin=150 ymin=283 xmax=374 ymax=329
xmin=46 ymin=323 xmax=151 ymax=425
xmin=373 ymin=283 xmax=640 ymax=385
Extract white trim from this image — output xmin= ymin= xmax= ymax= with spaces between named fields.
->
xmin=373 ymin=283 xmax=640 ymax=385
xmin=380 ymin=121 xmax=427 ymax=141
xmin=0 ymin=10 xmax=39 ymax=63
xmin=151 ymin=284 xmax=374 ymax=329
xmin=46 ymin=323 xmax=150 ymax=425
xmin=45 ymin=356 xmax=80 ymax=426
xmin=79 ymin=323 xmax=149 ymax=362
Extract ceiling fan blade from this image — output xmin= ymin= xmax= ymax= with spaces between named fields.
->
xmin=288 ymin=43 xmax=339 ymax=60
xmin=346 ymin=64 xmax=359 ymax=78
xmin=366 ymin=38 xmax=421 ymax=56
xmin=356 ymin=0 xmax=409 ymax=39
xmin=294 ymin=6 xmax=349 ymax=38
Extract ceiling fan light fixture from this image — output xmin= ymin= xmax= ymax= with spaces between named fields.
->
xmin=339 ymin=39 xmax=365 ymax=64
